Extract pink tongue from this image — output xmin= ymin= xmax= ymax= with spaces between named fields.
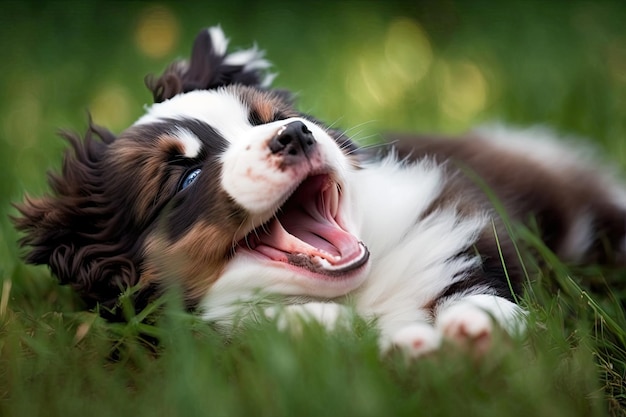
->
xmin=253 ymin=177 xmax=364 ymax=269
xmin=256 ymin=212 xmax=362 ymax=266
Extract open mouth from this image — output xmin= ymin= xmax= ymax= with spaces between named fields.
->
xmin=239 ymin=174 xmax=369 ymax=278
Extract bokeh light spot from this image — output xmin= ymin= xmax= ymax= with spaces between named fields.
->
xmin=436 ymin=60 xmax=488 ymax=123
xmin=346 ymin=18 xmax=433 ymax=112
xmin=89 ymin=85 xmax=133 ymax=130
xmin=385 ymin=18 xmax=433 ymax=85
xmin=135 ymin=5 xmax=179 ymax=58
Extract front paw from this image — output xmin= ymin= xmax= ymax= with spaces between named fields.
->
xmin=436 ymin=304 xmax=493 ymax=354
xmin=384 ymin=323 xmax=442 ymax=358
xmin=265 ymin=302 xmax=352 ymax=334
xmin=435 ymin=295 xmax=526 ymax=355
xmin=381 ymin=315 xmax=492 ymax=359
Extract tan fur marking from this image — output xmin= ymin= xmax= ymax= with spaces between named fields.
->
xmin=235 ymin=85 xmax=300 ymax=122
xmin=110 ymin=134 xmax=186 ymax=219
xmin=252 ymin=99 xmax=275 ymax=123
xmin=142 ymin=222 xmax=234 ymax=302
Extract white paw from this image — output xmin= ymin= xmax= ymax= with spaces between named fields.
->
xmin=436 ymin=303 xmax=493 ymax=352
xmin=265 ymin=302 xmax=351 ymax=334
xmin=385 ymin=323 xmax=442 ymax=358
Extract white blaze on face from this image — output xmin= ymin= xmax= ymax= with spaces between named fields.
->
xmin=134 ymin=88 xmax=353 ymax=220
xmin=135 ymin=89 xmax=251 ymax=141
xmin=173 ymin=127 xmax=202 ymax=158
xmin=220 ymin=117 xmax=332 ymax=216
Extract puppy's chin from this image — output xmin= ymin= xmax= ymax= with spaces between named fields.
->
xmin=234 ymin=172 xmax=370 ymax=297
xmin=227 ymin=249 xmax=371 ymax=299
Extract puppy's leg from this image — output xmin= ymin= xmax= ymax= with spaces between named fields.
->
xmin=385 ymin=323 xmax=443 ymax=358
xmin=380 ymin=294 xmax=525 ymax=358
xmin=265 ymin=302 xmax=354 ymax=334
xmin=376 ymin=308 xmax=443 ymax=357
xmin=434 ymin=294 xmax=526 ymax=353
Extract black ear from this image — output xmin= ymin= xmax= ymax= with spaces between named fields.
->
xmin=12 ymin=121 xmax=144 ymax=316
xmin=146 ymin=26 xmax=275 ymax=103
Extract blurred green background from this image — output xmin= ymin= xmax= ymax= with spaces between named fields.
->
xmin=2 ymin=2 xmax=626 ymax=415
xmin=1 ymin=0 xmax=626 ymax=304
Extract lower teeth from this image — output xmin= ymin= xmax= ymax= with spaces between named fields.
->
xmin=315 ymin=257 xmax=332 ymax=269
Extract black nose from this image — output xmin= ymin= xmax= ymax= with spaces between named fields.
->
xmin=269 ymin=121 xmax=316 ymax=158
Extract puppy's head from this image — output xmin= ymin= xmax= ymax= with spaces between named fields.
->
xmin=14 ymin=27 xmax=369 ymax=316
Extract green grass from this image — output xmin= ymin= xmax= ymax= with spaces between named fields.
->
xmin=1 ymin=1 xmax=626 ymax=416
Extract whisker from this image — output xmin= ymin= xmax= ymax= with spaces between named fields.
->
xmin=242 ymin=234 xmax=252 ymax=250
xmin=325 ymin=117 xmax=345 ymax=131
xmin=333 ymin=120 xmax=378 ymax=140
xmin=352 ymin=140 xmax=395 ymax=152
xmin=230 ymin=215 xmax=252 ymax=250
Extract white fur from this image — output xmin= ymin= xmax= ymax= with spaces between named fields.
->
xmin=220 ymin=116 xmax=351 ymax=219
xmin=173 ymin=127 xmax=202 ymax=158
xmin=207 ymin=26 xmax=228 ymax=56
xmin=199 ymin=149 xmax=505 ymax=349
xmin=140 ymin=93 xmax=626 ymax=356
xmin=388 ymin=323 xmax=442 ymax=357
xmin=208 ymin=26 xmax=275 ymax=87
xmin=265 ymin=302 xmax=353 ymax=333
xmin=435 ymin=294 xmax=526 ymax=337
xmin=478 ymin=124 xmax=626 ymax=264
xmin=176 ymin=93 xmax=530 ymax=353
xmin=136 ymin=88 xmax=352 ymax=221
xmin=476 ymin=125 xmax=596 ymax=173
xmin=348 ymin=158 xmax=490 ymax=339
xmin=223 ymin=46 xmax=271 ymax=71
xmin=477 ymin=124 xmax=626 ymax=209
xmin=136 ymin=90 xmax=250 ymax=141
xmin=256 ymin=294 xmax=524 ymax=358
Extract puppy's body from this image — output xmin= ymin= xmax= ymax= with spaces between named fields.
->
xmin=14 ymin=28 xmax=626 ymax=355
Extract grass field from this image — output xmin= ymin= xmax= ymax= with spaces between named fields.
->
xmin=1 ymin=1 xmax=626 ymax=416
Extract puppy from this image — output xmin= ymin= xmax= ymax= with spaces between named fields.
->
xmin=14 ymin=27 xmax=626 ymax=356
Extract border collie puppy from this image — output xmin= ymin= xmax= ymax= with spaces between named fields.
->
xmin=14 ymin=27 xmax=626 ymax=356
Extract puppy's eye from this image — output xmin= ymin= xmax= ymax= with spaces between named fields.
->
xmin=180 ymin=168 xmax=201 ymax=191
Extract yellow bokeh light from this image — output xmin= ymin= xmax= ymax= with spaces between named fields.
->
xmin=89 ymin=85 xmax=133 ymax=130
xmin=345 ymin=18 xmax=433 ymax=111
xmin=385 ymin=18 xmax=433 ymax=85
xmin=436 ymin=59 xmax=488 ymax=123
xmin=135 ymin=5 xmax=179 ymax=59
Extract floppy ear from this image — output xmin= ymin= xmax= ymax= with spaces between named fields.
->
xmin=12 ymin=121 xmax=146 ymax=316
xmin=146 ymin=26 xmax=275 ymax=103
